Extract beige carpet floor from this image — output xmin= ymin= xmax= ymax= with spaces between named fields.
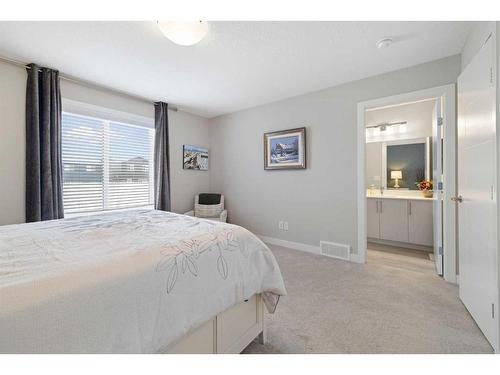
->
xmin=243 ymin=244 xmax=493 ymax=354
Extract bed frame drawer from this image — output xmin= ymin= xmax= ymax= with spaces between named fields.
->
xmin=167 ymin=319 xmax=216 ymax=354
xmin=216 ymin=295 xmax=263 ymax=354
xmin=164 ymin=294 xmax=264 ymax=354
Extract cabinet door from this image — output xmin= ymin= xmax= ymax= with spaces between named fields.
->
xmin=408 ymin=200 xmax=433 ymax=246
xmin=379 ymin=199 xmax=409 ymax=243
xmin=366 ymin=199 xmax=380 ymax=239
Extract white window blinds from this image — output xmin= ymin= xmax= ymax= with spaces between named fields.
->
xmin=62 ymin=112 xmax=155 ymax=214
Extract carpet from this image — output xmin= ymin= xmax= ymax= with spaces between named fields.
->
xmin=243 ymin=244 xmax=493 ymax=354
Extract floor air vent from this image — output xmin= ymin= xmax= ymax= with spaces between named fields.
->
xmin=320 ymin=241 xmax=350 ymax=261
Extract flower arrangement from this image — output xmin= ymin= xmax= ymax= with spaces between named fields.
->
xmin=415 ymin=180 xmax=433 ymax=191
xmin=416 ymin=180 xmax=433 ymax=198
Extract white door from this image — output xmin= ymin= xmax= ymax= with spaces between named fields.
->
xmin=457 ymin=35 xmax=498 ymax=350
xmin=432 ymin=98 xmax=444 ymax=275
xmin=379 ymin=199 xmax=409 ymax=243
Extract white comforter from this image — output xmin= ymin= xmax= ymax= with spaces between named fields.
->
xmin=0 ymin=209 xmax=286 ymax=353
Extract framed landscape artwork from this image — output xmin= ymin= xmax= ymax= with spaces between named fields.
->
xmin=183 ymin=145 xmax=209 ymax=170
xmin=264 ymin=127 xmax=306 ymax=170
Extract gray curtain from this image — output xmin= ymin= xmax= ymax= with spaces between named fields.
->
xmin=25 ymin=63 xmax=64 ymax=222
xmin=154 ymin=102 xmax=171 ymax=211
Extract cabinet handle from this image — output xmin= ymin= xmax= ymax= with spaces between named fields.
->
xmin=379 ymin=201 xmax=382 ymax=213
xmin=408 ymin=201 xmax=412 ymax=215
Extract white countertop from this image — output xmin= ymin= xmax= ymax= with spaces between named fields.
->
xmin=366 ymin=193 xmax=434 ymax=201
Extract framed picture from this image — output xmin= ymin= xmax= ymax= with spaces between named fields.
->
xmin=183 ymin=145 xmax=209 ymax=170
xmin=264 ymin=127 xmax=306 ymax=170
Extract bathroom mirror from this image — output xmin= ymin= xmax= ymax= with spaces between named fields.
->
xmin=366 ymin=137 xmax=432 ymax=190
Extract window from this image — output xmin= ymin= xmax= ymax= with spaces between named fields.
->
xmin=62 ymin=112 xmax=155 ymax=214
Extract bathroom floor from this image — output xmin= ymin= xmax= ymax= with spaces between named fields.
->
xmin=367 ymin=242 xmax=432 ymax=260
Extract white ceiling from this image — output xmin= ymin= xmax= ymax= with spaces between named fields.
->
xmin=0 ymin=21 xmax=475 ymax=118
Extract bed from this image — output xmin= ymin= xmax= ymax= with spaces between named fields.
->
xmin=0 ymin=209 xmax=286 ymax=353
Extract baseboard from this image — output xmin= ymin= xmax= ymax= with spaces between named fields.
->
xmin=258 ymin=235 xmax=365 ymax=264
xmin=258 ymin=235 xmax=321 ymax=255
xmin=347 ymin=252 xmax=365 ymax=264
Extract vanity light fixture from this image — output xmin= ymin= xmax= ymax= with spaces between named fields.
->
xmin=157 ymin=21 xmax=209 ymax=46
xmin=366 ymin=121 xmax=407 ymax=132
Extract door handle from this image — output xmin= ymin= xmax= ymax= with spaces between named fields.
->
xmin=451 ymin=196 xmax=463 ymax=203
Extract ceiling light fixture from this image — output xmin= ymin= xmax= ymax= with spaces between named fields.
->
xmin=376 ymin=38 xmax=393 ymax=49
xmin=157 ymin=21 xmax=209 ymax=46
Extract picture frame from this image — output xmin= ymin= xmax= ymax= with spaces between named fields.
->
xmin=183 ymin=145 xmax=209 ymax=170
xmin=263 ymin=127 xmax=306 ymax=170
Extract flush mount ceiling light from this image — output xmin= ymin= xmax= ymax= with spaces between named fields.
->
xmin=157 ymin=21 xmax=209 ymax=46
xmin=376 ymin=38 xmax=393 ymax=49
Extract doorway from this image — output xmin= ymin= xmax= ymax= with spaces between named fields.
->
xmin=357 ymin=85 xmax=457 ymax=283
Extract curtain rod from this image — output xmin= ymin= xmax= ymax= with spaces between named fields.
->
xmin=0 ymin=55 xmax=178 ymax=112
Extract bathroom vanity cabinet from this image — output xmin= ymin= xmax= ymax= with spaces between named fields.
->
xmin=367 ymin=197 xmax=433 ymax=247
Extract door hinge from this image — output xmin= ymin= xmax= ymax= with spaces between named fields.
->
xmin=438 ymin=246 xmax=443 ymax=255
xmin=437 ymin=117 xmax=443 ymax=126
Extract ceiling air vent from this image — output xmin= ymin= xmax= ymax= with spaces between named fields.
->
xmin=320 ymin=241 xmax=350 ymax=261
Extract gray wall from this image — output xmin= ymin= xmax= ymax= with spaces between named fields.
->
xmin=0 ymin=60 xmax=210 ymax=225
xmin=168 ymin=110 xmax=210 ymax=214
xmin=209 ymin=55 xmax=461 ymax=252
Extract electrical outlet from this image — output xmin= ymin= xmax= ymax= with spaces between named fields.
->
xmin=284 ymin=221 xmax=289 ymax=231
xmin=278 ymin=221 xmax=284 ymax=230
